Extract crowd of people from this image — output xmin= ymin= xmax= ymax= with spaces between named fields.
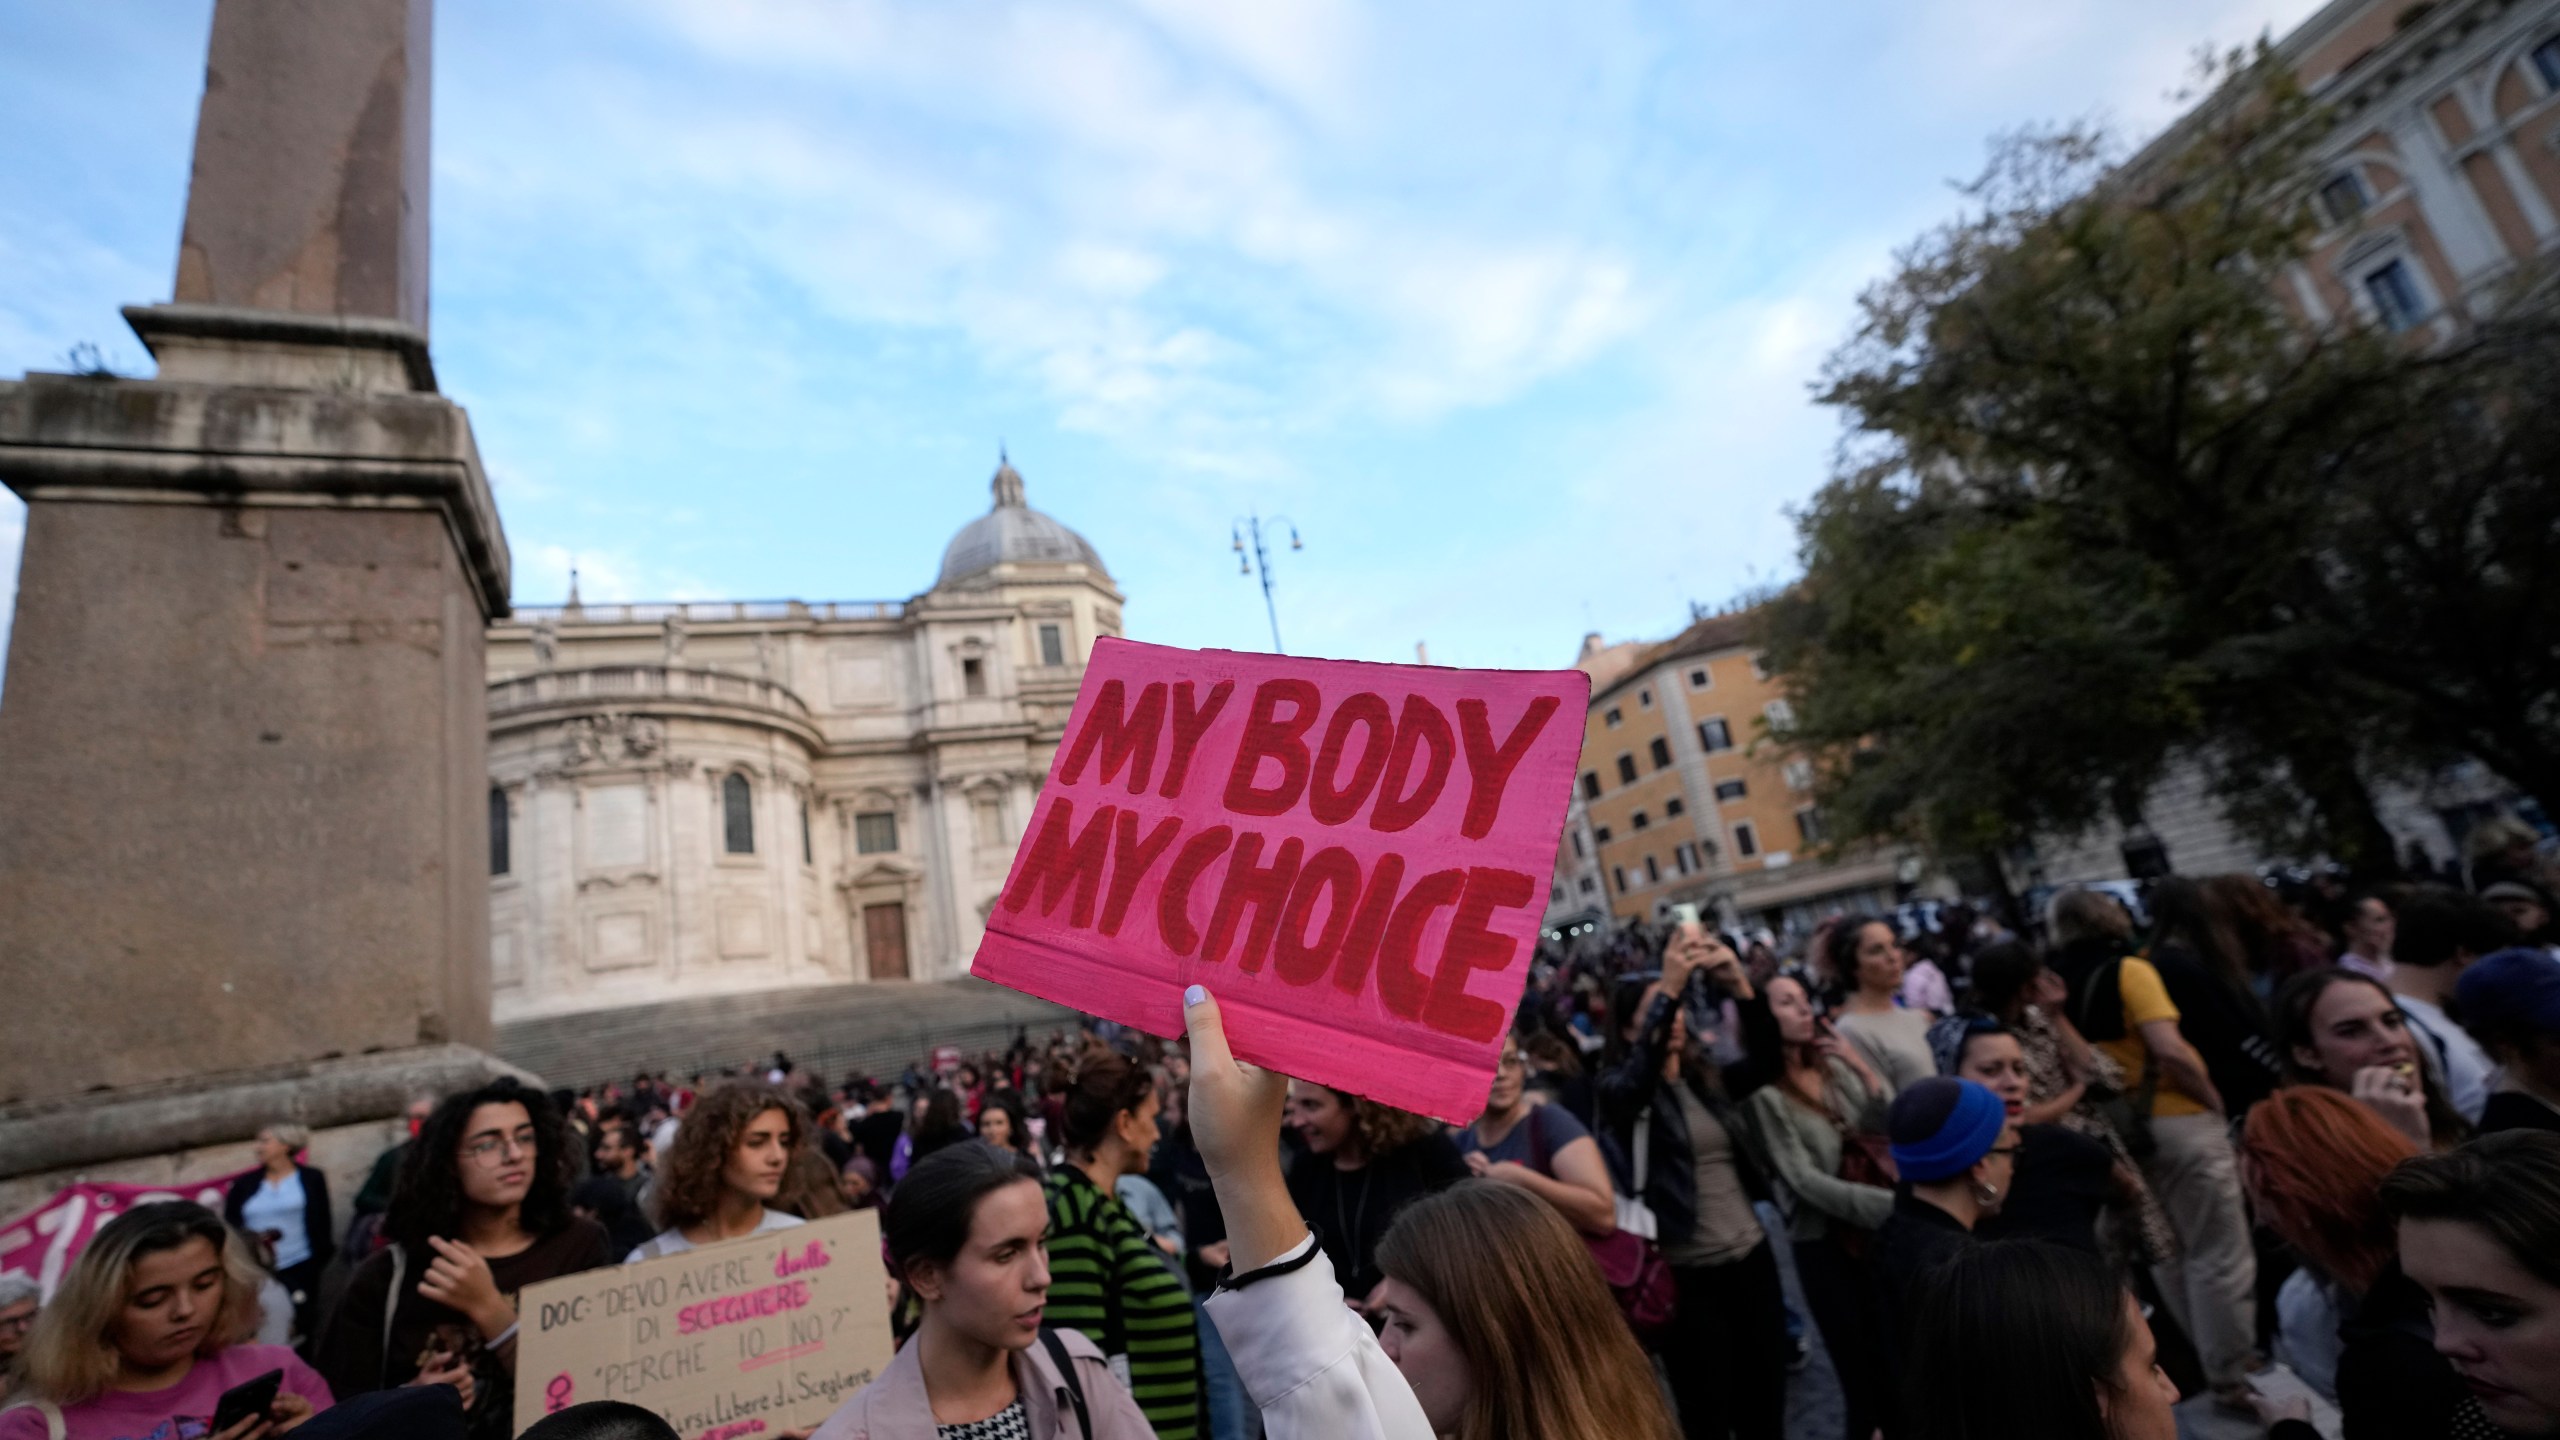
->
xmin=6 ymin=848 xmax=2560 ymax=1440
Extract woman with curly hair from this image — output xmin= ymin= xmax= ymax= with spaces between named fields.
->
xmin=314 ymin=1078 xmax=604 ymax=1440
xmin=628 ymin=1083 xmax=809 ymax=1261
xmin=1284 ymin=1082 xmax=1466 ymax=1311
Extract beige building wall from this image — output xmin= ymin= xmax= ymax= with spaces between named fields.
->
xmin=2218 ymin=0 xmax=2560 ymax=342
xmin=481 ymin=461 xmax=1123 ymax=1022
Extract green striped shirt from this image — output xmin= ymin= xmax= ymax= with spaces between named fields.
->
xmin=1043 ymin=1166 xmax=1203 ymax=1440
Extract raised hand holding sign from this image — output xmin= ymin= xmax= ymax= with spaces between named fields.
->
xmin=971 ymin=638 xmax=1588 ymax=1122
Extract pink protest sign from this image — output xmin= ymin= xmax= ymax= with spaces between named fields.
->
xmin=971 ymin=638 xmax=1589 ymax=1122
xmin=0 ymin=1172 xmax=253 ymax=1299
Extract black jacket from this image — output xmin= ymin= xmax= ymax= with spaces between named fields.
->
xmin=1595 ymin=985 xmax=1777 ymax=1246
xmin=224 ymin=1163 xmax=335 ymax=1272
xmin=2336 ymin=1260 xmax=2484 ymax=1440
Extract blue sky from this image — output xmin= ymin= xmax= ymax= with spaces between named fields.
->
xmin=0 ymin=0 xmax=2324 ymax=674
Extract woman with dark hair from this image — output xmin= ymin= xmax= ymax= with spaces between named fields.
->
xmin=1901 ymin=1240 xmax=2192 ymax=1440
xmin=1969 ymin=942 xmax=2180 ymax=1261
xmin=1872 ymin=1077 xmax=2019 ymax=1356
xmin=2272 ymin=969 xmax=2464 ymax=1151
xmin=628 ymin=1083 xmax=809 ymax=1260
xmin=1282 ymin=1086 xmax=1466 ymax=1309
xmin=775 ymin=1145 xmax=850 ymax=1221
xmin=1598 ymin=926 xmax=1788 ymax=1440
xmin=1827 ymin=918 xmax=1936 ymax=1094
xmin=1742 ymin=972 xmax=1895 ymax=1440
xmin=0 ymin=1201 xmax=338 ymax=1440
xmin=1933 ymin=1014 xmax=2120 ymax=1254
xmin=811 ymin=1143 xmax=1154 ymax=1440
xmin=2383 ymin=1131 xmax=2560 ymax=1437
xmin=974 ymin=1091 xmax=1042 ymax=1173
xmin=2144 ymin=877 xmax=2285 ymax=1115
xmin=315 ymin=1079 xmax=604 ymax=1440
xmin=2235 ymin=1087 xmax=2493 ymax=1436
xmin=1046 ymin=1053 xmax=1204 ymax=1439
xmin=892 ymin=1090 xmax=971 ymax=1184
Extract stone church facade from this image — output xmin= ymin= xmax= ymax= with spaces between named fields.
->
xmin=483 ymin=459 xmax=1119 ymax=1022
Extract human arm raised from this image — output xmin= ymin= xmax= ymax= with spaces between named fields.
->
xmin=1185 ymin=986 xmax=1436 ymax=1440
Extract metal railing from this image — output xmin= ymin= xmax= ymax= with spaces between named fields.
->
xmin=486 ymin=664 xmax=815 ymax=721
xmin=508 ymin=600 xmax=906 ymax=625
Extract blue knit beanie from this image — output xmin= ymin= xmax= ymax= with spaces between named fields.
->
xmin=2456 ymin=947 xmax=2560 ymax=1036
xmin=1887 ymin=1077 xmax=2007 ymax=1183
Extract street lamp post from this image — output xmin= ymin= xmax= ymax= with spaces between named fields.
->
xmin=1232 ymin=513 xmax=1302 ymax=654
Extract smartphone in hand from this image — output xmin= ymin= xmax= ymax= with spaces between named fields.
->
xmin=210 ymin=1368 xmax=285 ymax=1433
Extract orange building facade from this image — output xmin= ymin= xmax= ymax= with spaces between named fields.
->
xmin=1544 ymin=609 xmax=1904 ymax=938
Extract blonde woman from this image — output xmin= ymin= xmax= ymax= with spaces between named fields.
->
xmin=224 ymin=1123 xmax=333 ymax=1340
xmin=0 ymin=1201 xmax=336 ymax=1440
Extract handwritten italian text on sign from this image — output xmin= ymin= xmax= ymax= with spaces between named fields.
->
xmin=971 ymin=638 xmax=1589 ymax=1121
xmin=512 ymin=1211 xmax=892 ymax=1440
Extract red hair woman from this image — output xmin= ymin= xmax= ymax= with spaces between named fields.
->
xmin=2238 ymin=1088 xmax=2491 ymax=1434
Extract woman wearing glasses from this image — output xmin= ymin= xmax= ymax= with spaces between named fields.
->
xmin=314 ymin=1079 xmax=611 ymax=1440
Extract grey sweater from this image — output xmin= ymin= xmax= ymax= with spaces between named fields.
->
xmin=1740 ymin=1060 xmax=1895 ymax=1243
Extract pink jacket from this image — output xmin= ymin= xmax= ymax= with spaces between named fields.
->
xmin=809 ymin=1325 xmax=1156 ymax=1440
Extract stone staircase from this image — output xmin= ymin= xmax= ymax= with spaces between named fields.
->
xmin=495 ymin=978 xmax=1081 ymax=1091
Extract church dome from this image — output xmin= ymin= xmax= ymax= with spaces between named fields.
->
xmin=935 ymin=455 xmax=1108 ymax=588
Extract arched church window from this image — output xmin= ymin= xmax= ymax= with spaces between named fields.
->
xmin=489 ymin=785 xmax=510 ymax=876
xmin=723 ymin=772 xmax=755 ymax=854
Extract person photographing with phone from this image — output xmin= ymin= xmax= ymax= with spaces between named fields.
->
xmin=1599 ymin=918 xmax=1790 ymax=1440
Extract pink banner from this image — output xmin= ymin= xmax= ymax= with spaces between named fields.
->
xmin=0 ymin=1172 xmax=254 ymax=1299
xmin=971 ymin=638 xmax=1588 ymax=1122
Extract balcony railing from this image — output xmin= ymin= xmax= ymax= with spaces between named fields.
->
xmin=507 ymin=599 xmax=905 ymax=625
xmin=488 ymin=664 xmax=814 ymax=722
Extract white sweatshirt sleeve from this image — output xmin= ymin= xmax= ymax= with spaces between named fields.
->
xmin=1201 ymin=1235 xmax=1437 ymax=1440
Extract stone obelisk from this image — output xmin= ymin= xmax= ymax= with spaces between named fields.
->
xmin=0 ymin=0 xmax=526 ymax=1210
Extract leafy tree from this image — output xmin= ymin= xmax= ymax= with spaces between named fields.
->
xmin=1762 ymin=49 xmax=2559 ymax=874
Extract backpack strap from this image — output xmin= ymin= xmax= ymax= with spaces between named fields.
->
xmin=1631 ymin=1107 xmax=1651 ymax=1194
xmin=1039 ymin=1327 xmax=1093 ymax=1440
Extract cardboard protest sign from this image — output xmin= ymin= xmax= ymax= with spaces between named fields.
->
xmin=971 ymin=638 xmax=1589 ymax=1122
xmin=513 ymin=1211 xmax=892 ymax=1439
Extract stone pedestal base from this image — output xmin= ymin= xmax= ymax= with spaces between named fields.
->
xmin=0 ymin=1045 xmax=538 ymax=1221
xmin=0 ymin=309 xmax=512 ymax=1120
